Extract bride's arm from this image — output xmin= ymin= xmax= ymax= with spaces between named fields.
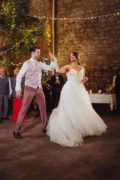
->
xmin=50 ymin=55 xmax=69 ymax=74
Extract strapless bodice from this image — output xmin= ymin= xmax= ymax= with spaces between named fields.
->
xmin=66 ymin=68 xmax=84 ymax=83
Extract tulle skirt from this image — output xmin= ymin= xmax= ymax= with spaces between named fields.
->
xmin=47 ymin=81 xmax=107 ymax=147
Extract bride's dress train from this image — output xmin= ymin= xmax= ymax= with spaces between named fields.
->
xmin=47 ymin=68 xmax=107 ymax=147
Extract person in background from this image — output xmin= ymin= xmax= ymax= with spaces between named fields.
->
xmin=0 ymin=67 xmax=12 ymax=121
xmin=115 ymin=68 xmax=120 ymax=115
xmin=6 ymin=70 xmax=13 ymax=117
xmin=42 ymin=71 xmax=51 ymax=112
xmin=10 ymin=68 xmax=27 ymax=120
xmin=50 ymin=70 xmax=65 ymax=109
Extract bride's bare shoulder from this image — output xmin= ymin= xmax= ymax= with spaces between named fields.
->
xmin=79 ymin=65 xmax=84 ymax=70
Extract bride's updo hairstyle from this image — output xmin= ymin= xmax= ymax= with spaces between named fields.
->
xmin=69 ymin=52 xmax=80 ymax=65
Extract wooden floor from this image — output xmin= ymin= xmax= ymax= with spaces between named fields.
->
xmin=0 ymin=112 xmax=120 ymax=180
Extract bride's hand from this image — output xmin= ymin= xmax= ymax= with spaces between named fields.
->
xmin=82 ymin=76 xmax=88 ymax=83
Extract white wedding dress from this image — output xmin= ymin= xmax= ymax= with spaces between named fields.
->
xmin=47 ymin=68 xmax=107 ymax=147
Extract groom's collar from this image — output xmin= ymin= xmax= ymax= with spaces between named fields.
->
xmin=30 ymin=58 xmax=37 ymax=62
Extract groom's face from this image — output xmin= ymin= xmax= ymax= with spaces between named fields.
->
xmin=32 ymin=49 xmax=40 ymax=59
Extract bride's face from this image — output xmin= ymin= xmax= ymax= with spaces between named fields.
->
xmin=70 ymin=53 xmax=77 ymax=62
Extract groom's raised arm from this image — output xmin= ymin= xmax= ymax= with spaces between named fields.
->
xmin=49 ymin=55 xmax=69 ymax=74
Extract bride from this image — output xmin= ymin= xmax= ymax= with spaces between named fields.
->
xmin=47 ymin=52 xmax=107 ymax=147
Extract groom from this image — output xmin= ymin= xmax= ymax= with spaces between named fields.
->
xmin=13 ymin=47 xmax=54 ymax=139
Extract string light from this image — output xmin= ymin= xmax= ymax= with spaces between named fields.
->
xmin=10 ymin=62 xmax=22 ymax=67
xmin=28 ymin=11 xmax=120 ymax=21
xmin=1 ymin=11 xmax=119 ymax=55
xmin=0 ymin=21 xmax=52 ymax=64
xmin=1 ymin=11 xmax=120 ymax=65
xmin=0 ymin=39 xmax=24 ymax=54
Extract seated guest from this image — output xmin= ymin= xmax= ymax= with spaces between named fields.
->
xmin=50 ymin=71 xmax=65 ymax=109
xmin=115 ymin=68 xmax=120 ymax=115
xmin=0 ymin=67 xmax=12 ymax=120
xmin=9 ymin=68 xmax=27 ymax=120
xmin=42 ymin=71 xmax=51 ymax=112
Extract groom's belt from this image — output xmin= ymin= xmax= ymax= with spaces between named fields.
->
xmin=25 ymin=86 xmax=42 ymax=90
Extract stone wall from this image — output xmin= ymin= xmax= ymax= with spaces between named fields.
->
xmin=30 ymin=0 xmax=52 ymax=56
xmin=55 ymin=0 xmax=120 ymax=91
xmin=30 ymin=0 xmax=50 ymax=17
xmin=30 ymin=0 xmax=120 ymax=91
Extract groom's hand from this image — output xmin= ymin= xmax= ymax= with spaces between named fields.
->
xmin=50 ymin=54 xmax=57 ymax=62
xmin=16 ymin=90 xmax=22 ymax=98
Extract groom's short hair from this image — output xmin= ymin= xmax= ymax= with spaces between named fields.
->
xmin=30 ymin=46 xmax=40 ymax=53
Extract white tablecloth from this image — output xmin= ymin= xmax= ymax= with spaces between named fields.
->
xmin=89 ymin=94 xmax=116 ymax=110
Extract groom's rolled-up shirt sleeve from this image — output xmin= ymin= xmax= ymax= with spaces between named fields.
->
xmin=15 ymin=62 xmax=28 ymax=91
xmin=41 ymin=61 xmax=55 ymax=72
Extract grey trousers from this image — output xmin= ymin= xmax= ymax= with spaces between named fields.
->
xmin=0 ymin=95 xmax=8 ymax=118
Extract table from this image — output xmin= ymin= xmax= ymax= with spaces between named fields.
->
xmin=89 ymin=93 xmax=116 ymax=111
